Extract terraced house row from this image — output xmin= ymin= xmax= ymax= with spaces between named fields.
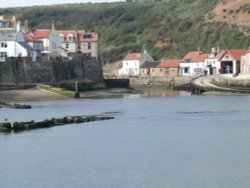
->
xmin=118 ymin=47 xmax=250 ymax=77
xmin=0 ymin=16 xmax=98 ymax=62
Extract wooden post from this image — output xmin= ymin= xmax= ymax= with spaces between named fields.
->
xmin=74 ymin=81 xmax=80 ymax=98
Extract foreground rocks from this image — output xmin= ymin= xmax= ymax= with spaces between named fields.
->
xmin=0 ymin=115 xmax=114 ymax=133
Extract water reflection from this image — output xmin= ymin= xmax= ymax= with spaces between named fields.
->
xmin=136 ymin=88 xmax=191 ymax=97
xmin=80 ymin=88 xmax=191 ymax=99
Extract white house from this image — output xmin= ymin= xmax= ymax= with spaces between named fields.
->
xmin=0 ymin=29 xmax=36 ymax=62
xmin=179 ymin=51 xmax=208 ymax=76
xmin=118 ymin=51 xmax=153 ymax=76
xmin=204 ymin=47 xmax=221 ymax=75
xmin=34 ymin=21 xmax=62 ymax=57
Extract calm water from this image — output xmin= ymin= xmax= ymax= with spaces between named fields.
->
xmin=1 ymin=93 xmax=250 ymax=188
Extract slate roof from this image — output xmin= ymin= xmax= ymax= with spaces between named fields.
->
xmin=18 ymin=42 xmax=35 ymax=51
xmin=0 ymin=30 xmax=17 ymax=41
xmin=140 ymin=61 xmax=160 ymax=69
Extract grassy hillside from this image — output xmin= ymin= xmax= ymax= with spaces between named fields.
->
xmin=1 ymin=0 xmax=250 ymax=63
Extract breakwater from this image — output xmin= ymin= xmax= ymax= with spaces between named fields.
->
xmin=0 ymin=115 xmax=114 ymax=133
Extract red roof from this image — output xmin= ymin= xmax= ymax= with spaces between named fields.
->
xmin=182 ymin=51 xmax=200 ymax=61
xmin=34 ymin=29 xmax=52 ymax=39
xmin=58 ymin=30 xmax=77 ymax=42
xmin=123 ymin=53 xmax=141 ymax=61
xmin=77 ymin=31 xmax=98 ymax=42
xmin=24 ymin=33 xmax=42 ymax=43
xmin=219 ymin=49 xmax=248 ymax=61
xmin=194 ymin=53 xmax=208 ymax=62
xmin=158 ymin=60 xmax=181 ymax=68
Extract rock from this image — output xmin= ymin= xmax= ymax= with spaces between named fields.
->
xmin=13 ymin=122 xmax=26 ymax=131
xmin=13 ymin=104 xmax=32 ymax=109
xmin=0 ymin=122 xmax=12 ymax=132
xmin=5 ymin=115 xmax=114 ymax=133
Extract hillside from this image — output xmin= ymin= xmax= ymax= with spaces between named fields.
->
xmin=206 ymin=0 xmax=250 ymax=35
xmin=1 ymin=0 xmax=250 ymax=63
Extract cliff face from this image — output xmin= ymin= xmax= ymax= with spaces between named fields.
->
xmin=0 ymin=58 xmax=103 ymax=84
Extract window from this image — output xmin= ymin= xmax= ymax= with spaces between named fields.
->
xmin=0 ymin=21 xmax=10 ymax=28
xmin=60 ymin=35 xmax=64 ymax=42
xmin=0 ymin=52 xmax=7 ymax=58
xmin=83 ymin=34 xmax=92 ymax=39
xmin=87 ymin=43 xmax=91 ymax=50
xmin=0 ymin=42 xmax=7 ymax=48
xmin=68 ymin=34 xmax=73 ymax=42
xmin=65 ymin=43 xmax=69 ymax=49
xmin=160 ymin=69 xmax=163 ymax=72
xmin=184 ymin=67 xmax=189 ymax=73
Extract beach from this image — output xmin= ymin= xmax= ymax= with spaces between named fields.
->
xmin=0 ymin=88 xmax=67 ymax=102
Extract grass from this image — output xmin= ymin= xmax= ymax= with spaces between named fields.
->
xmin=40 ymin=85 xmax=75 ymax=98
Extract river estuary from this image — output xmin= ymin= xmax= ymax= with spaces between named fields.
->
xmin=1 ymin=91 xmax=250 ymax=188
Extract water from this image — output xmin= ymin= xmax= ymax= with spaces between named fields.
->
xmin=1 ymin=93 xmax=250 ymax=188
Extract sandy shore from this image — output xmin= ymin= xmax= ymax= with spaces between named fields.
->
xmin=0 ymin=88 xmax=67 ymax=102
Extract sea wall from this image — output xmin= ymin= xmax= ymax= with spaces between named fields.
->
xmin=0 ymin=57 xmax=103 ymax=85
xmin=129 ymin=75 xmax=192 ymax=88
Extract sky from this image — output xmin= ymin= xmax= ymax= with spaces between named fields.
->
xmin=0 ymin=0 xmax=125 ymax=8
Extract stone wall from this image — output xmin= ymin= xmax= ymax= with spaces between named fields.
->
xmin=121 ymin=75 xmax=192 ymax=88
xmin=0 ymin=57 xmax=103 ymax=84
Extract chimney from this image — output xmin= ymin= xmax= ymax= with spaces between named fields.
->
xmin=51 ymin=20 xmax=55 ymax=31
xmin=23 ymin=19 xmax=29 ymax=33
xmin=197 ymin=47 xmax=202 ymax=54
xmin=217 ymin=46 xmax=220 ymax=53
xmin=16 ymin=21 xmax=22 ymax=31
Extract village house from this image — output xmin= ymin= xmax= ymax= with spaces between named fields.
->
xmin=157 ymin=60 xmax=181 ymax=77
xmin=24 ymin=33 xmax=43 ymax=58
xmin=241 ymin=50 xmax=250 ymax=74
xmin=179 ymin=51 xmax=208 ymax=76
xmin=0 ymin=17 xmax=37 ymax=62
xmin=140 ymin=61 xmax=160 ymax=76
xmin=0 ymin=16 xmax=17 ymax=30
xmin=34 ymin=21 xmax=62 ymax=57
xmin=216 ymin=49 xmax=248 ymax=74
xmin=204 ymin=47 xmax=221 ymax=75
xmin=119 ymin=50 xmax=153 ymax=76
xmin=58 ymin=30 xmax=98 ymax=59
